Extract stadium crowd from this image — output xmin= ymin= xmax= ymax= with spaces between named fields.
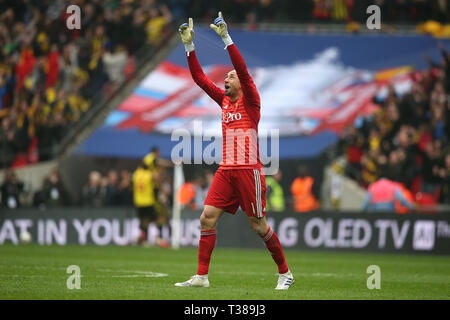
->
xmin=339 ymin=43 xmax=450 ymax=205
xmin=185 ymin=0 xmax=449 ymax=25
xmin=80 ymin=169 xmax=133 ymax=207
xmin=0 ymin=0 xmax=174 ymax=169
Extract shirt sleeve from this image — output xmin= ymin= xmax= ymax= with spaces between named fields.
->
xmin=226 ymin=44 xmax=260 ymax=108
xmin=395 ymin=189 xmax=414 ymax=209
xmin=187 ymin=50 xmax=224 ymax=107
xmin=362 ymin=193 xmax=371 ymax=211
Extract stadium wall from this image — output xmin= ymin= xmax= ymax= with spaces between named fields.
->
xmin=321 ymin=158 xmax=367 ymax=210
xmin=1 ymin=209 xmax=449 ymax=255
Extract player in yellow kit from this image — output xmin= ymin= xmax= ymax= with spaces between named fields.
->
xmin=142 ymin=147 xmax=171 ymax=247
xmin=133 ymin=162 xmax=157 ymax=245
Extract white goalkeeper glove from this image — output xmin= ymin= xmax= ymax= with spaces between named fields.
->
xmin=179 ymin=18 xmax=195 ymax=54
xmin=210 ymin=12 xmax=233 ymax=49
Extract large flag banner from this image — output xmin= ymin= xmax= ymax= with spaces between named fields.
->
xmin=76 ymin=28 xmax=447 ymax=160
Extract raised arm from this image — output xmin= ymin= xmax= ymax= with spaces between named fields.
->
xmin=226 ymin=44 xmax=260 ymax=107
xmin=187 ymin=51 xmax=224 ymax=106
xmin=179 ymin=18 xmax=224 ymax=106
xmin=210 ymin=12 xmax=260 ymax=108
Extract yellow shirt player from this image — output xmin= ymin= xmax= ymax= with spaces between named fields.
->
xmin=142 ymin=148 xmax=162 ymax=192
xmin=143 ymin=150 xmax=157 ymax=172
xmin=133 ymin=162 xmax=157 ymax=245
xmin=133 ymin=163 xmax=156 ymax=208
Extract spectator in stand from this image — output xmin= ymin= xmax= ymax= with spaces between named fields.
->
xmin=176 ymin=169 xmax=213 ymax=211
xmin=117 ymin=169 xmax=133 ymax=206
xmin=420 ymin=140 xmax=443 ymax=195
xmin=204 ymin=168 xmax=214 ymax=187
xmin=266 ymin=170 xmax=285 ymax=212
xmin=384 ymin=149 xmax=402 ymax=183
xmin=146 ymin=5 xmax=173 ymax=47
xmin=176 ymin=179 xmax=196 ymax=210
xmin=103 ymin=44 xmax=128 ymax=85
xmin=439 ymin=153 xmax=450 ymax=204
xmin=362 ymin=178 xmax=415 ymax=213
xmin=0 ymin=169 xmax=24 ymax=209
xmin=34 ymin=168 xmax=69 ymax=208
xmin=340 ymin=124 xmax=364 ymax=183
xmin=193 ymin=173 xmax=209 ymax=210
xmin=0 ymin=116 xmax=18 ymax=167
xmin=105 ymin=169 xmax=120 ymax=206
xmin=81 ymin=170 xmax=106 ymax=207
xmin=291 ymin=165 xmax=320 ymax=212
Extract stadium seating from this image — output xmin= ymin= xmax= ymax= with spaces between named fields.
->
xmin=0 ymin=0 xmax=174 ymax=169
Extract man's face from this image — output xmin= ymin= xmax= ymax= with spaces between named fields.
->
xmin=274 ymin=171 xmax=282 ymax=182
xmin=224 ymin=70 xmax=241 ymax=97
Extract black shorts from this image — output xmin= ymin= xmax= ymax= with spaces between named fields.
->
xmin=136 ymin=206 xmax=157 ymax=221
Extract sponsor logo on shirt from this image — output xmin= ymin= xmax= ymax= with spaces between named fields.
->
xmin=222 ymin=112 xmax=242 ymax=123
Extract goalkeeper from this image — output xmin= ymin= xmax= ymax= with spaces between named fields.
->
xmin=174 ymin=13 xmax=294 ymax=290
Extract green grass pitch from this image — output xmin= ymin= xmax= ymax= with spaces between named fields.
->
xmin=0 ymin=244 xmax=449 ymax=300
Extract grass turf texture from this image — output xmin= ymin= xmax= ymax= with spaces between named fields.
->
xmin=0 ymin=244 xmax=449 ymax=300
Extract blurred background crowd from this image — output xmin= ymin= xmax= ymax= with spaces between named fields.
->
xmin=184 ymin=0 xmax=450 ymax=26
xmin=338 ymin=44 xmax=450 ymax=205
xmin=0 ymin=0 xmax=174 ymax=168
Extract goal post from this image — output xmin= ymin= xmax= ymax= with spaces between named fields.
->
xmin=171 ymin=162 xmax=184 ymax=250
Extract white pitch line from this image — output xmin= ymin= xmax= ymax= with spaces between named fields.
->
xmin=112 ymin=273 xmax=168 ymax=278
xmin=97 ymin=269 xmax=169 ymax=278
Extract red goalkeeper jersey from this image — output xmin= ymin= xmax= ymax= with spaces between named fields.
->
xmin=187 ymin=44 xmax=262 ymax=170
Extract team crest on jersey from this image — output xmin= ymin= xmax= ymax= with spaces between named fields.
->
xmin=223 ymin=105 xmax=228 ymax=109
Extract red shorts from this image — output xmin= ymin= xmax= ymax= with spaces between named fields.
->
xmin=204 ymin=168 xmax=266 ymax=217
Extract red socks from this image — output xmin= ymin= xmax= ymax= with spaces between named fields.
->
xmin=197 ymin=229 xmax=216 ymax=275
xmin=261 ymin=227 xmax=289 ymax=274
xmin=196 ymin=227 xmax=288 ymax=276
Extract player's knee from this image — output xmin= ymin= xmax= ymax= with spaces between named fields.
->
xmin=248 ymin=217 xmax=267 ymax=236
xmin=199 ymin=213 xmax=208 ymax=227
xmin=200 ymin=206 xmax=222 ymax=230
xmin=200 ymin=210 xmax=215 ymax=230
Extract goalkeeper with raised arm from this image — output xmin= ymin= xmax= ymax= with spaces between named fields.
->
xmin=174 ymin=13 xmax=294 ymax=290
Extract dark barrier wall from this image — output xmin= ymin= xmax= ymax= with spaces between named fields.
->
xmin=1 ymin=208 xmax=449 ymax=255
